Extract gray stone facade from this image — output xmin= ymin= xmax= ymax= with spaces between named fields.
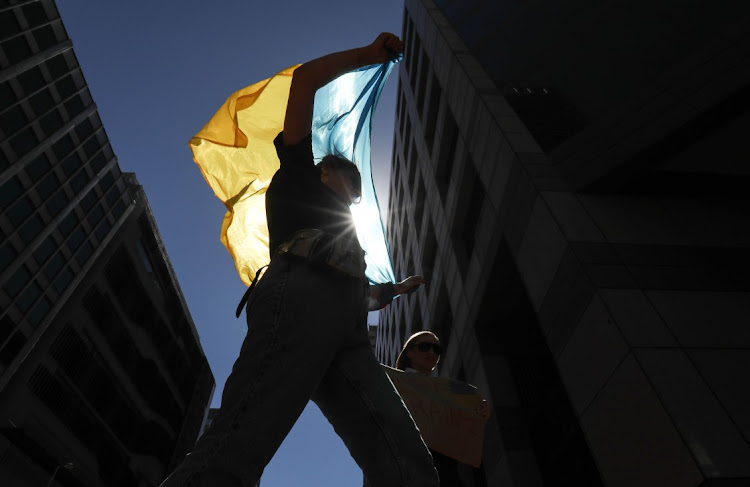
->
xmin=377 ymin=0 xmax=750 ymax=485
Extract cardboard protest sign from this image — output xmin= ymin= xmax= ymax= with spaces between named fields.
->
xmin=382 ymin=366 xmax=488 ymax=467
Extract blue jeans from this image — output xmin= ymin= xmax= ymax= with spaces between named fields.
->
xmin=160 ymin=255 xmax=439 ymax=487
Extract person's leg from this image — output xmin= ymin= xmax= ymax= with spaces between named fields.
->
xmin=312 ymin=334 xmax=439 ymax=487
xmin=161 ymin=258 xmax=362 ymax=486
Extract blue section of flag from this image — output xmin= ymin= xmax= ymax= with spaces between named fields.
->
xmin=311 ymin=60 xmax=399 ymax=284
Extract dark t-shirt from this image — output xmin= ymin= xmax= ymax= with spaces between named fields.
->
xmin=266 ymin=132 xmax=360 ymax=257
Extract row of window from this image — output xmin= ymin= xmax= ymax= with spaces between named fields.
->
xmin=0 ymin=2 xmax=53 ymax=42
xmin=379 ymin=9 xmax=485 ymax=359
xmin=396 ymin=11 xmax=489 ymax=279
xmin=0 ymin=51 xmax=72 ymax=113
xmin=0 ymin=48 xmax=86 ymax=173
xmin=1 ymin=162 xmax=124 ymax=269
xmin=0 ymin=175 xmax=128 ymax=368
xmin=0 ymin=1 xmax=61 ymax=70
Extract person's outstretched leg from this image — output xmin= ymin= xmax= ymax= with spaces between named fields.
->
xmin=312 ymin=333 xmax=439 ymax=487
xmin=161 ymin=258 xmax=362 ymax=486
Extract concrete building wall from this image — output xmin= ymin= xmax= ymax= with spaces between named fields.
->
xmin=0 ymin=2 xmax=214 ymax=486
xmin=378 ymin=0 xmax=750 ymax=485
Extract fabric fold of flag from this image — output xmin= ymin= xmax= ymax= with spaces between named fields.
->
xmin=189 ymin=61 xmax=397 ymax=286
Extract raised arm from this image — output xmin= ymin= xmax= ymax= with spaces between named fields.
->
xmin=283 ymin=32 xmax=403 ymax=146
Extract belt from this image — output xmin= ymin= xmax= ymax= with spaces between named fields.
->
xmin=276 ymin=229 xmax=366 ymax=278
xmin=236 ymin=229 xmax=365 ymax=318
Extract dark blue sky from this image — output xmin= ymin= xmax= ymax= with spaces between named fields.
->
xmin=56 ymin=1 xmax=404 ymax=484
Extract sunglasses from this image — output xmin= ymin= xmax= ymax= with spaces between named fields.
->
xmin=412 ymin=342 xmax=442 ymax=355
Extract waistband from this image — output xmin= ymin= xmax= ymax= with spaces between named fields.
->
xmin=276 ymin=229 xmax=366 ymax=279
xmin=237 ymin=229 xmax=366 ymax=318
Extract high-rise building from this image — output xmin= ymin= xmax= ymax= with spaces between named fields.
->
xmin=0 ymin=1 xmax=214 ymax=486
xmin=378 ymin=0 xmax=750 ymax=485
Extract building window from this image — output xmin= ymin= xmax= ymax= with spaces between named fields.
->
xmin=83 ymin=134 xmax=100 ymax=157
xmin=75 ymin=118 xmax=94 ymax=139
xmin=1 ymin=80 xmax=17 ymax=111
xmin=36 ymin=171 xmax=59 ymax=200
xmin=56 ymin=75 xmax=77 ymax=99
xmin=413 ymin=174 xmax=426 ymax=234
xmin=67 ymin=228 xmax=85 ymax=252
xmin=416 ymin=50 xmax=429 ymax=116
xmin=23 ymin=1 xmax=49 ymax=27
xmin=407 ymin=138 xmax=418 ymax=189
xmin=45 ymin=188 xmax=68 ymax=216
xmin=33 ymin=236 xmax=56 ymax=265
xmin=81 ymin=188 xmax=97 ymax=211
xmin=3 ymin=35 xmax=32 ymax=65
xmin=17 ymin=280 xmax=41 ymax=312
xmin=33 ymin=25 xmax=57 ymax=51
xmin=99 ymin=170 xmax=115 ymax=191
xmin=112 ymin=199 xmax=126 ymax=220
xmin=435 ymin=111 xmax=458 ymax=203
xmin=59 ymin=211 xmax=78 ymax=236
xmin=91 ymin=152 xmax=107 ymax=173
xmin=7 ymin=196 xmax=32 ymax=226
xmin=451 ymin=157 xmax=485 ymax=273
xmin=420 ymin=217 xmax=437 ymax=281
xmin=46 ymin=53 xmax=68 ymax=79
xmin=409 ymin=33 xmax=421 ymax=90
xmin=30 ymin=88 xmax=54 ymax=115
xmin=424 ymin=74 xmax=441 ymax=153
xmin=61 ymin=152 xmax=82 ymax=176
xmin=54 ymin=267 xmax=74 ymax=294
xmin=70 ymin=168 xmax=90 ymax=193
xmin=28 ymin=297 xmax=51 ymax=328
xmin=0 ymin=104 xmax=27 ymax=135
xmin=3 ymin=265 xmax=31 ymax=298
xmin=432 ymin=282 xmax=453 ymax=353
xmin=0 ymin=243 xmax=17 ymax=273
xmin=19 ymin=214 xmax=44 ymax=243
xmin=75 ymin=241 xmax=93 ymax=266
xmin=64 ymin=94 xmax=84 ymax=117
xmin=10 ymin=126 xmax=38 ymax=157
xmin=19 ymin=67 xmax=45 ymax=95
xmin=95 ymin=218 xmax=111 ymax=242
xmin=52 ymin=134 xmax=74 ymax=161
xmin=0 ymin=10 xmax=21 ymax=37
xmin=40 ymin=109 xmax=63 ymax=135
xmin=136 ymin=240 xmax=154 ymax=273
xmin=44 ymin=252 xmax=65 ymax=279
xmin=27 ymin=154 xmax=51 ymax=180
xmin=1 ymin=176 xmax=23 ymax=209
xmin=87 ymin=204 xmax=104 ymax=227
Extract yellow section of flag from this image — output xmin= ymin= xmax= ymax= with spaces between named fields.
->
xmin=188 ymin=65 xmax=300 ymax=285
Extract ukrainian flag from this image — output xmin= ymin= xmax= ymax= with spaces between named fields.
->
xmin=189 ymin=60 xmax=398 ymax=286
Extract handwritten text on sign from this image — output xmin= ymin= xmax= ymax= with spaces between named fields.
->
xmin=382 ymin=366 xmax=487 ymax=467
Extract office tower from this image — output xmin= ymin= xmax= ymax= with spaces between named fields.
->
xmin=378 ymin=0 xmax=750 ymax=485
xmin=0 ymin=1 xmax=214 ymax=486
